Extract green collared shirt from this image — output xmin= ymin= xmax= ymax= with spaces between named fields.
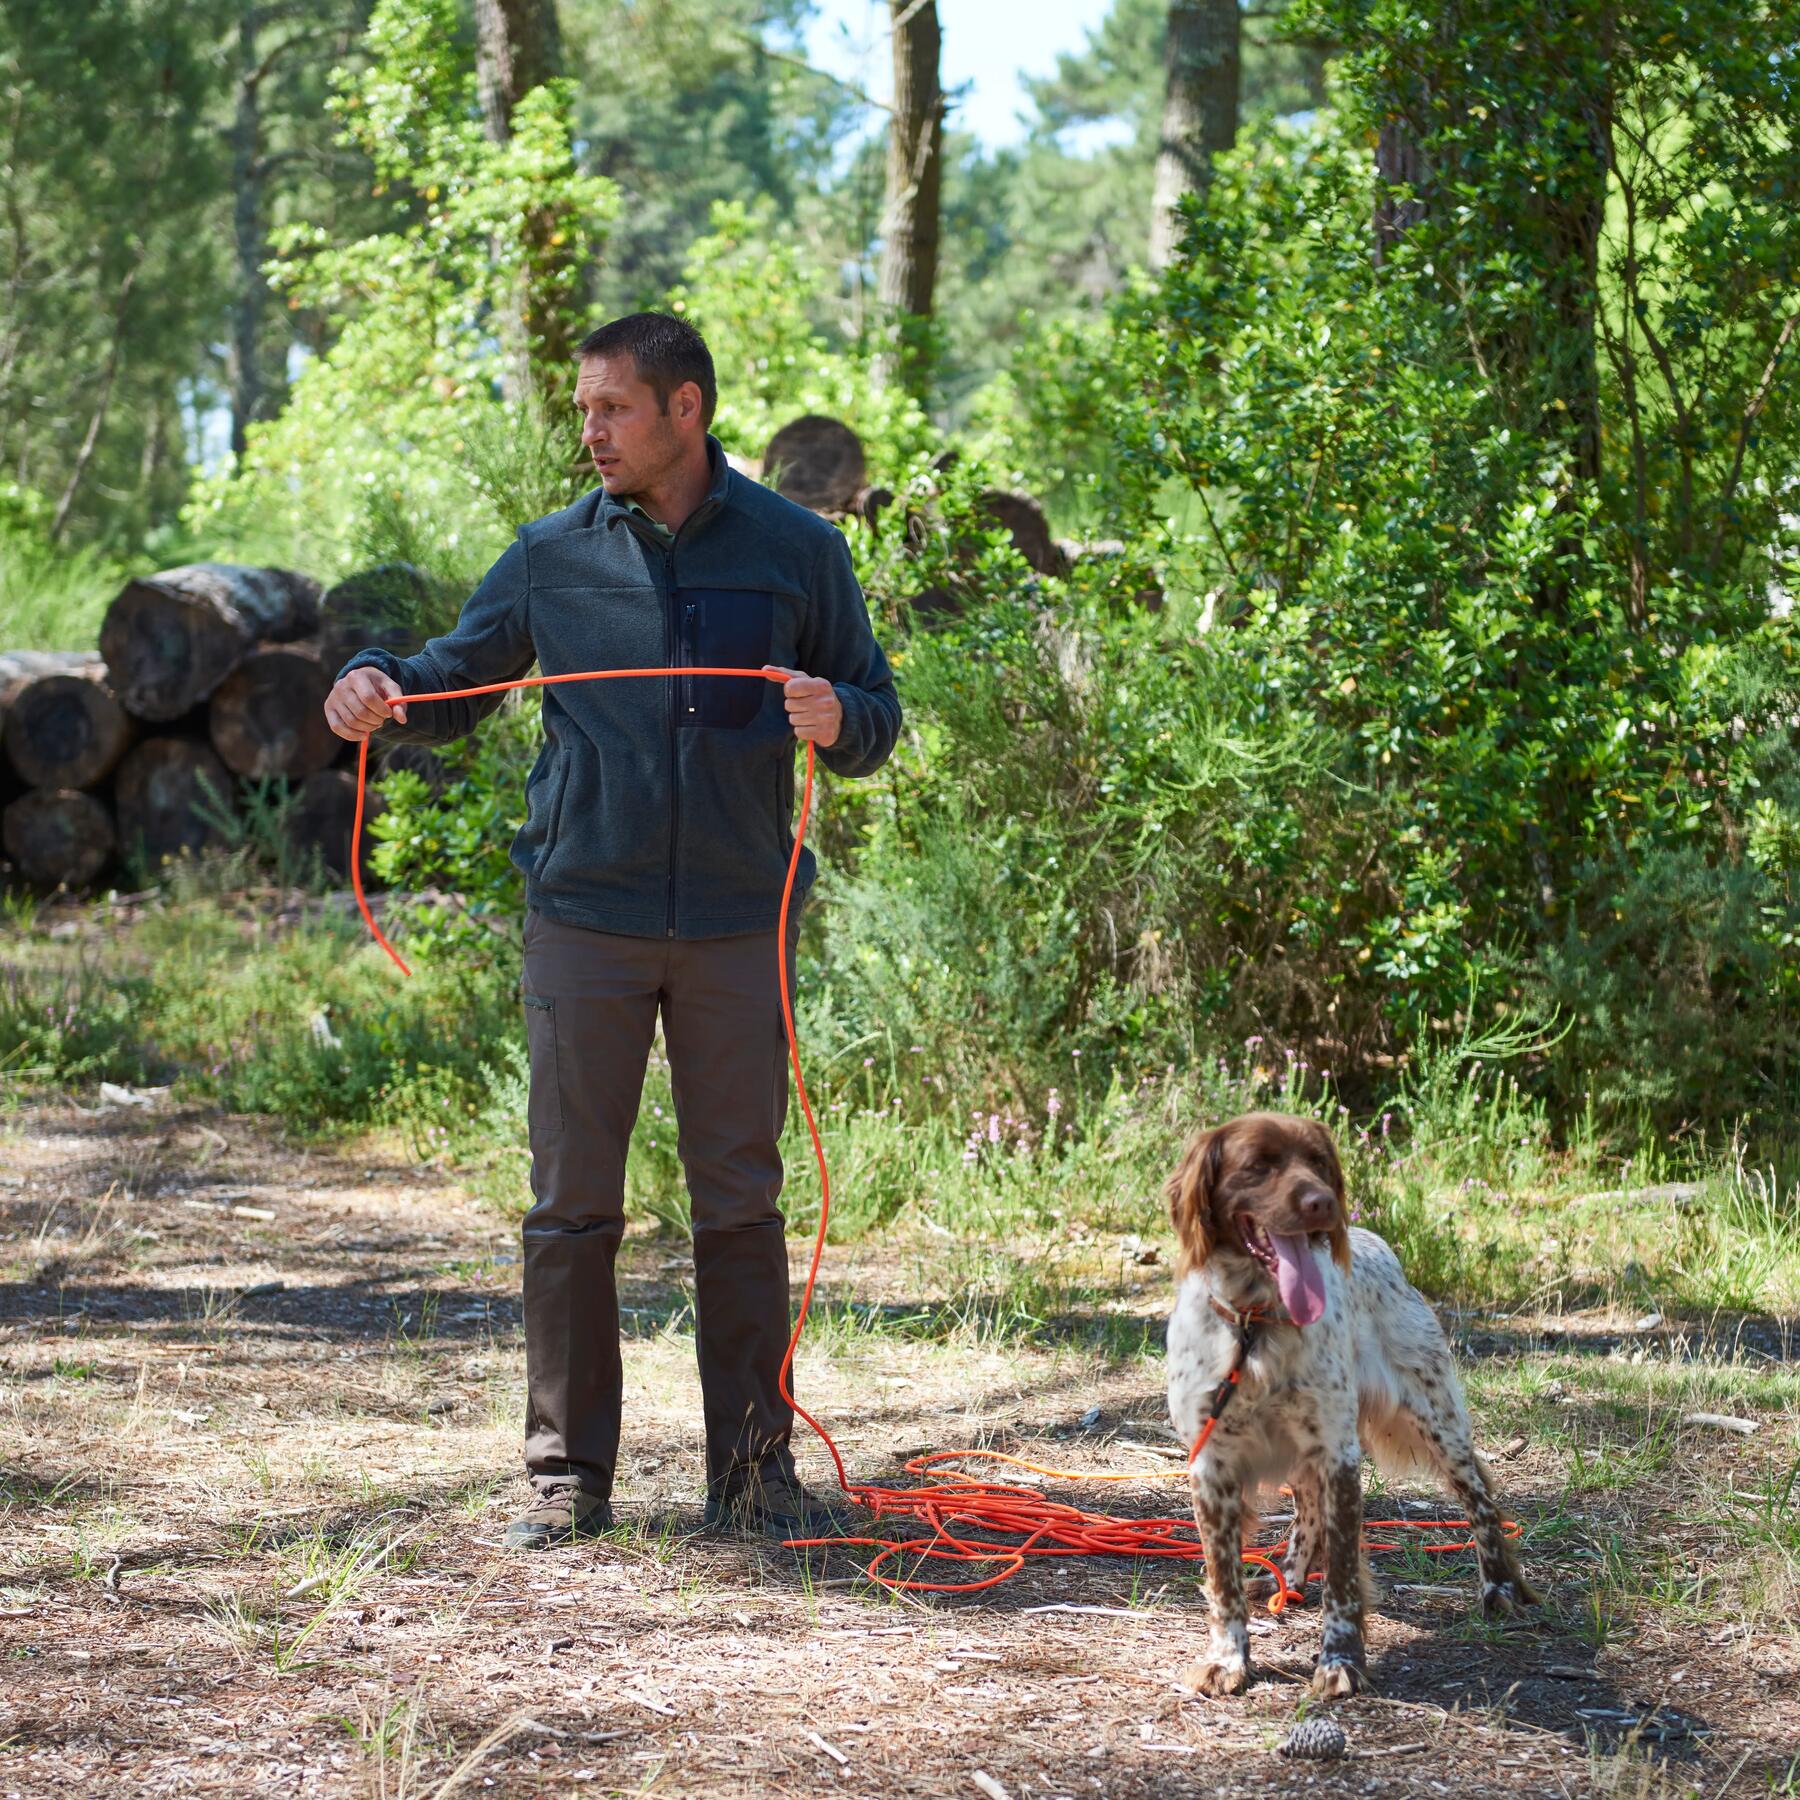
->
xmin=623 ymin=497 xmax=674 ymax=543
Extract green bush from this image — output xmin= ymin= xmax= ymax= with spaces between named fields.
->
xmin=0 ymin=959 xmax=148 ymax=1092
xmin=977 ymin=49 xmax=1800 ymax=1140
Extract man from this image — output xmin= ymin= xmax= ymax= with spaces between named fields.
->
xmin=323 ymin=311 xmax=900 ymax=1547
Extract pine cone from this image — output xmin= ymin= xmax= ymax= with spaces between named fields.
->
xmin=1277 ymin=1716 xmax=1348 ymax=1761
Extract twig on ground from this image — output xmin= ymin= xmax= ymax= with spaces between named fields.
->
xmin=804 ymin=1728 xmax=849 ymax=1765
xmin=1682 ymin=1412 xmax=1759 ymax=1435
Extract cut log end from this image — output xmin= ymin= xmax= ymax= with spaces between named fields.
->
xmin=209 ymin=640 xmax=338 ymax=780
xmin=3 ymin=788 xmax=116 ymax=889
xmin=2 ymin=663 xmax=135 ymax=789
xmin=113 ymin=737 xmax=237 ymax=869
xmin=763 ymin=416 xmax=868 ymax=514
xmin=287 ymin=768 xmax=384 ymax=883
xmin=321 ymin=562 xmax=434 ymax=667
xmin=976 ymin=490 xmax=1069 ymax=577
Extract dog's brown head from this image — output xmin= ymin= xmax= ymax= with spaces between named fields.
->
xmin=1165 ymin=1110 xmax=1352 ymax=1323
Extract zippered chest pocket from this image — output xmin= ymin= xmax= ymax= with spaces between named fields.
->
xmin=676 ymin=587 xmax=776 ymax=729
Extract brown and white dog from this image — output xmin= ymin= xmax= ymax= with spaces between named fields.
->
xmin=1164 ymin=1109 xmax=1535 ymax=1699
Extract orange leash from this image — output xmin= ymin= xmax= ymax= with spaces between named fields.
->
xmin=349 ymin=665 xmax=1519 ymax=1600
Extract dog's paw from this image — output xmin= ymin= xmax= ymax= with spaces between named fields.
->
xmin=1480 ymin=1578 xmax=1535 ymax=1619
xmin=1183 ymin=1652 xmax=1250 ymax=1697
xmin=1308 ymin=1655 xmax=1366 ymax=1700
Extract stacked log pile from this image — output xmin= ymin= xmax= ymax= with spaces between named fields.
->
xmin=1 ymin=562 xmax=431 ymax=893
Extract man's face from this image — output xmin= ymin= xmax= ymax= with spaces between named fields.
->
xmin=574 ymin=353 xmax=697 ymax=495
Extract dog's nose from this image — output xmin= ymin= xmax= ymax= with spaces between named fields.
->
xmin=1296 ymin=1187 xmax=1336 ymax=1228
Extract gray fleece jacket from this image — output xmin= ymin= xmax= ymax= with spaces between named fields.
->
xmin=334 ymin=435 xmax=900 ymax=939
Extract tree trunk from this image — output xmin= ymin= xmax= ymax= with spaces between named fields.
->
xmin=1366 ymin=7 xmax=1608 ymax=482
xmin=227 ymin=10 xmax=291 ymax=459
xmin=875 ymin=0 xmax=944 ymax=394
xmin=475 ymin=0 xmax=564 ymax=141
xmin=1373 ymin=117 xmax=1430 ymax=265
xmin=474 ymin=0 xmax=571 ymax=399
xmin=100 ymin=563 xmax=322 ymax=722
xmin=1 ymin=659 xmax=135 ymax=789
xmin=48 ymin=258 xmax=141 ymax=543
xmin=208 ymin=639 xmax=338 ymax=779
xmin=3 ymin=788 xmax=115 ymax=889
xmin=1147 ymin=0 xmax=1241 ymax=272
xmin=1538 ymin=89 xmax=1611 ymax=487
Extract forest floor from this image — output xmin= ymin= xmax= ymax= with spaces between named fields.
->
xmin=2 ymin=1093 xmax=1798 ymax=1798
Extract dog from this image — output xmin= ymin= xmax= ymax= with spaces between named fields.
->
xmin=1164 ymin=1109 xmax=1535 ymax=1699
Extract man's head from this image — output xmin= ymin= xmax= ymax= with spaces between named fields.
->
xmin=574 ymin=312 xmax=716 ymax=498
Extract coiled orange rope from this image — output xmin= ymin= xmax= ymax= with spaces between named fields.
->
xmin=349 ymin=665 xmax=1518 ymax=1599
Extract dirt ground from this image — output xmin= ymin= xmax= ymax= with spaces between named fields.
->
xmin=2 ymin=1097 xmax=1796 ymax=1798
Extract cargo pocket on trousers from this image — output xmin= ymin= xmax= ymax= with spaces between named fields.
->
xmin=521 ymin=992 xmax=563 ymax=1134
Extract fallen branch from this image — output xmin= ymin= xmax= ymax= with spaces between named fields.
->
xmin=1682 ymin=1412 xmax=1760 ymax=1436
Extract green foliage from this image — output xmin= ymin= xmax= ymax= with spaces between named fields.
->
xmin=362 ymin=691 xmax=543 ymax=971
xmin=671 ymin=199 xmax=936 ymax=475
xmin=13 ymin=0 xmax=1795 ymax=1167
xmin=107 ymin=896 xmax=521 ymax=1135
xmin=814 ymin=462 xmax=1368 ymax=1108
xmin=560 ymin=0 xmax=854 ymax=313
xmin=181 ymin=0 xmax=616 ymax=577
xmin=987 ymin=7 xmax=1800 ymax=1133
xmin=0 ymin=960 xmax=146 ymax=1089
xmin=0 ymin=484 xmax=127 ymax=650
xmin=0 ymin=0 xmax=227 ymax=548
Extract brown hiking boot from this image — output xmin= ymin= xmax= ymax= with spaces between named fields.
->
xmin=702 ymin=1472 xmax=857 ymax=1541
xmin=505 ymin=1483 xmax=614 ymax=1549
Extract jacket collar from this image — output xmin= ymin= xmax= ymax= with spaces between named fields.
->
xmin=601 ymin=433 xmax=734 ymax=545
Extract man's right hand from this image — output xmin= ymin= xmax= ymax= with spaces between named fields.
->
xmin=325 ymin=667 xmax=408 ymax=742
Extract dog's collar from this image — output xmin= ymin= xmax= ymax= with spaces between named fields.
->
xmin=1206 ymin=1293 xmax=1292 ymax=1332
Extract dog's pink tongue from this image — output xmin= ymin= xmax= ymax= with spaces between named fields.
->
xmin=1270 ymin=1233 xmax=1327 ymax=1325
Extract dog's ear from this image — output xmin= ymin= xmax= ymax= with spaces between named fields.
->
xmin=1312 ymin=1120 xmax=1353 ymax=1273
xmin=1166 ymin=1126 xmax=1224 ymax=1274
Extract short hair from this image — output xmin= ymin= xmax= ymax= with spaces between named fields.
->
xmin=576 ymin=312 xmax=716 ymax=430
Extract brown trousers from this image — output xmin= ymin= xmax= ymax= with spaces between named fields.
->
xmin=519 ymin=902 xmax=802 ymax=1502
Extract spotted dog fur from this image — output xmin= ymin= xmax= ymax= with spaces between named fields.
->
xmin=1164 ymin=1110 xmax=1537 ymax=1700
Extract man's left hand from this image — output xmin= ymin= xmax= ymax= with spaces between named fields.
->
xmin=764 ymin=666 xmax=842 ymax=749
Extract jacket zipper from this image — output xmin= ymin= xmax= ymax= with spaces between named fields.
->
xmin=626 ymin=489 xmax=719 ymax=942
xmin=664 ymin=545 xmax=678 ymax=937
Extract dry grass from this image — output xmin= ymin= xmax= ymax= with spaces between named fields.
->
xmin=2 ymin=1097 xmax=1798 ymax=1798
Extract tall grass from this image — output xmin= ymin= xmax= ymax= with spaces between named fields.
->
xmin=0 ymin=524 xmax=125 ymax=651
